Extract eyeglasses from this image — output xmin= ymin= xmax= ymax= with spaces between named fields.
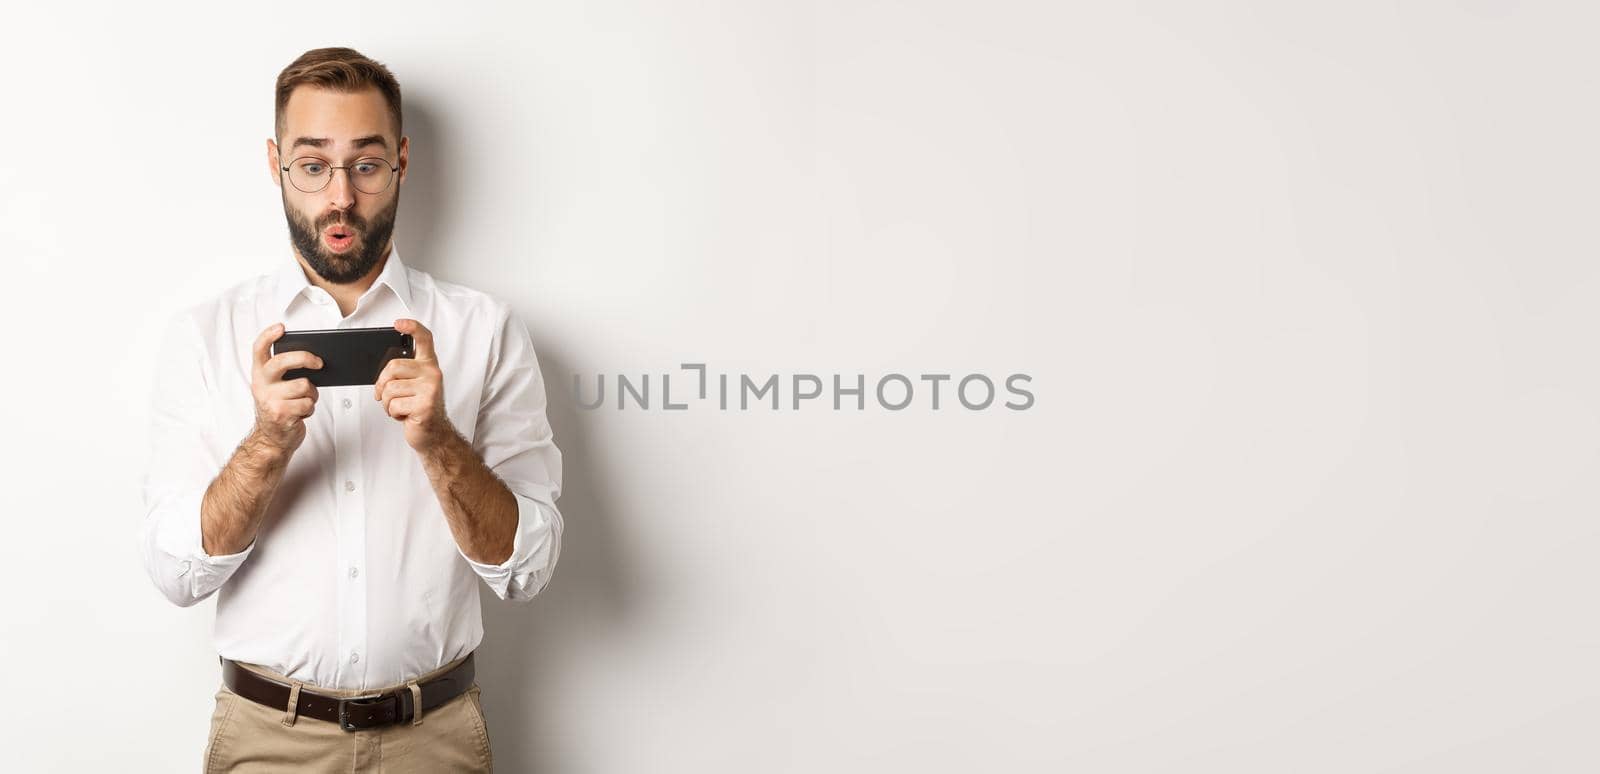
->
xmin=280 ymin=155 xmax=400 ymax=194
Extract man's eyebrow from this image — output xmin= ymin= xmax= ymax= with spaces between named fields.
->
xmin=286 ymin=135 xmax=388 ymax=151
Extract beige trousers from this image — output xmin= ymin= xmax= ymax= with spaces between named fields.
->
xmin=201 ymin=655 xmax=493 ymax=773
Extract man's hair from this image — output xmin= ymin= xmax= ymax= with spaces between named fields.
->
xmin=275 ymin=47 xmax=403 ymax=141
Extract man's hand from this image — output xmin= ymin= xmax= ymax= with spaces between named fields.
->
xmin=251 ymin=322 xmax=322 ymax=453
xmin=376 ymin=318 xmax=452 ymax=450
xmin=197 ymin=322 xmax=320 ymax=557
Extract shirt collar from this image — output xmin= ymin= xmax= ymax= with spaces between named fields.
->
xmin=271 ymin=243 xmax=414 ymax=317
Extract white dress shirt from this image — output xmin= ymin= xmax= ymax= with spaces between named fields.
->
xmin=138 ymin=244 xmax=563 ymax=691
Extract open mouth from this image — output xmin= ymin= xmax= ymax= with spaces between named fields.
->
xmin=322 ymin=224 xmax=357 ymax=252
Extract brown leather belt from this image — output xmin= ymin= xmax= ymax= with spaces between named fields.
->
xmin=220 ymin=652 xmax=475 ymax=732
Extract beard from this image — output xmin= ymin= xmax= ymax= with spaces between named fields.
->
xmin=283 ymin=193 xmax=400 ymax=284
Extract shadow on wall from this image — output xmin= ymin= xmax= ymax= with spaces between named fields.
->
xmin=392 ymin=97 xmax=452 ymax=278
xmin=477 ymin=342 xmax=638 ymax=773
xmin=397 ymin=93 xmax=642 ymax=773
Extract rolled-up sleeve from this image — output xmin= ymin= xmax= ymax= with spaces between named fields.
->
xmin=460 ymin=305 xmax=564 ymax=602
xmin=138 ymin=311 xmax=255 ymax=607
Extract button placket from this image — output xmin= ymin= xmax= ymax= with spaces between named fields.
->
xmin=331 ymin=385 xmax=369 ymax=686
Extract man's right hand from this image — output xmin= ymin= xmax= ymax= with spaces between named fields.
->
xmin=251 ymin=322 xmax=322 ymax=453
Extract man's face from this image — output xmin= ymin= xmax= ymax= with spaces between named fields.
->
xmin=268 ymin=86 xmax=408 ymax=284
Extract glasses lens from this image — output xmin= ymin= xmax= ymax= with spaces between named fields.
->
xmin=288 ymin=157 xmax=331 ymax=193
xmin=350 ymin=158 xmax=395 ymax=194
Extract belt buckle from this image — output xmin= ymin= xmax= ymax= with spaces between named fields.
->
xmin=337 ymin=693 xmax=396 ymax=732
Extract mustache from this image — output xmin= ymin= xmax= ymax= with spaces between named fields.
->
xmin=316 ymin=211 xmax=368 ymax=232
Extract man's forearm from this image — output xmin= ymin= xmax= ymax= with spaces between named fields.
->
xmin=201 ymin=429 xmax=292 ymax=556
xmin=417 ymin=425 xmax=518 ymax=566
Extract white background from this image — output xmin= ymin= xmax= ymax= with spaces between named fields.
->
xmin=2 ymin=1 xmax=1596 ymax=771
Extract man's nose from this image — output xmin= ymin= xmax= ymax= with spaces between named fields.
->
xmin=326 ymin=168 xmax=356 ymax=210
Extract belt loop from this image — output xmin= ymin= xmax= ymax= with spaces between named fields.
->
xmin=407 ymin=680 xmax=424 ymax=725
xmin=281 ymin=681 xmax=303 ymax=727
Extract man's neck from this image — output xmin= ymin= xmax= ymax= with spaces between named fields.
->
xmin=294 ymin=241 xmax=392 ymax=318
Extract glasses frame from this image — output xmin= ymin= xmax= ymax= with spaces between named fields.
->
xmin=280 ymin=155 xmax=401 ymax=195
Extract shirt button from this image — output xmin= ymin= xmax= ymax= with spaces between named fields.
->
xmin=350 ymin=651 xmax=360 ymax=664
xmin=342 ymin=397 xmax=352 ymax=410
xmin=344 ymin=480 xmax=356 ymax=493
xmin=349 ymin=566 xmax=360 ymax=579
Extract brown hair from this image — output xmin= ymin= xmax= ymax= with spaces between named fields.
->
xmin=275 ymin=47 xmax=402 ymax=140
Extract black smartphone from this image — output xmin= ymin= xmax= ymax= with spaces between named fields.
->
xmin=271 ymin=326 xmax=414 ymax=387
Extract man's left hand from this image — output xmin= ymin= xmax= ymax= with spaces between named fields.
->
xmin=377 ymin=318 xmax=452 ymax=451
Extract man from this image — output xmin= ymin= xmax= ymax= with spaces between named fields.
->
xmin=138 ymin=47 xmax=563 ymax=772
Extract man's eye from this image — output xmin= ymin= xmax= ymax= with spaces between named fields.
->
xmin=354 ymin=163 xmax=378 ymax=174
xmin=300 ymin=163 xmax=327 ymax=175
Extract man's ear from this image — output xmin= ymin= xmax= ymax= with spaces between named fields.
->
xmin=267 ymin=138 xmax=282 ymax=188
xmin=396 ymin=135 xmax=409 ymax=187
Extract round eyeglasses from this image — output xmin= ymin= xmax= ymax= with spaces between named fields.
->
xmin=280 ymin=156 xmax=400 ymax=194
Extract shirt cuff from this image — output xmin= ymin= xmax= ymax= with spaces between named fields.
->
xmin=459 ymin=491 xmax=561 ymax=600
xmin=150 ymin=487 xmax=256 ymax=603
